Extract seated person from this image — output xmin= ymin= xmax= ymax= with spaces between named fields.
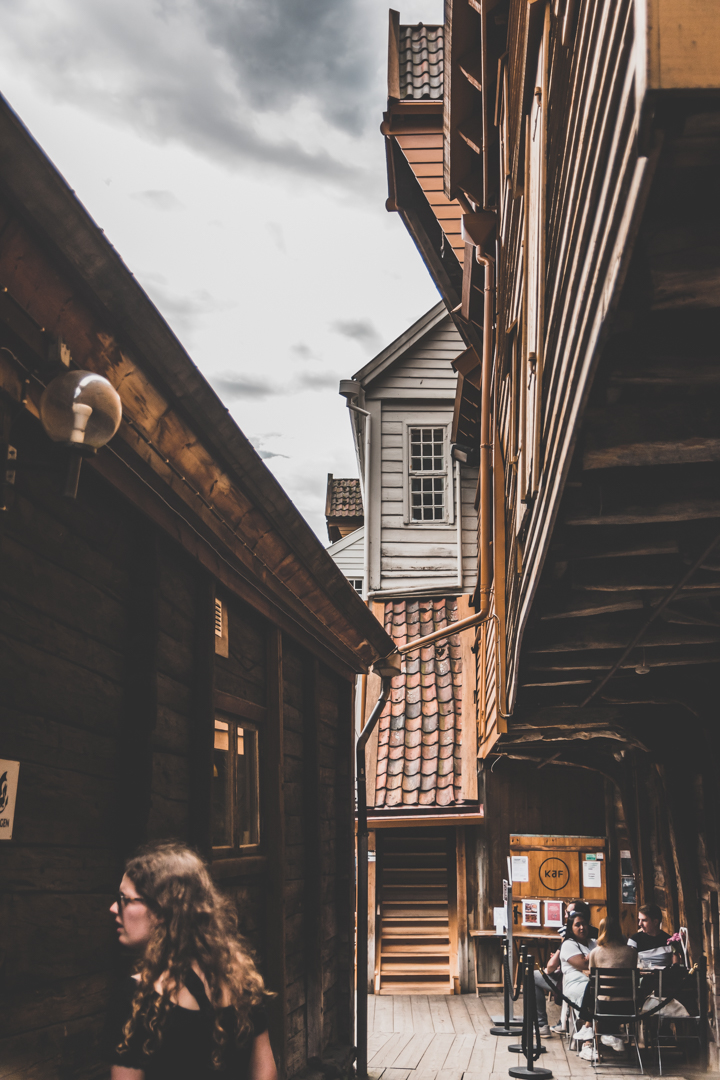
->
xmin=534 ymin=946 xmax=561 ymax=1036
xmin=561 ymin=901 xmax=598 ymax=940
xmin=589 ymin=915 xmax=638 ymax=971
xmin=535 ymin=903 xmax=599 ymax=1037
xmin=628 ymin=904 xmax=675 ymax=969
xmin=588 ymin=916 xmax=637 ymax=1052
xmin=560 ymin=910 xmax=598 ymax=1038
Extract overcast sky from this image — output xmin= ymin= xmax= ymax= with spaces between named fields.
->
xmin=0 ymin=0 xmax=444 ymax=540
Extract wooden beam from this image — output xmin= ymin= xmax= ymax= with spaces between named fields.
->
xmin=560 ymin=528 xmax=680 ymax=561
xmin=264 ymin=628 xmax=287 ymax=1079
xmin=457 ymin=595 xmax=478 ymax=800
xmin=583 ymin=398 xmax=720 ymax=469
xmin=527 ymin=619 xmax=720 ymax=653
xmin=188 ymin=573 xmax=216 ymax=859
xmin=304 ymin=660 xmax=323 ymax=1059
xmin=456 ymin=826 xmax=470 ymax=993
xmin=525 ymin=643 xmax=720 ymax=670
xmin=118 ymin=518 xmax=159 ymax=854
xmin=565 ymin=497 xmax=720 ymax=527
xmin=214 ymin=690 xmax=267 ymax=724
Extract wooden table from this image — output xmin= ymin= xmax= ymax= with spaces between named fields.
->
xmin=470 ymin=930 xmax=562 ymax=994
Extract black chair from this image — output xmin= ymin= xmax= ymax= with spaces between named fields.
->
xmin=650 ymin=965 xmax=704 ymax=1075
xmin=590 ymin=967 xmax=643 ymax=1072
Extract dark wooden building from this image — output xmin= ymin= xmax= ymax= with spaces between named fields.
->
xmin=0 ymin=94 xmax=394 ymax=1079
xmin=383 ymin=0 xmax=720 ymax=1061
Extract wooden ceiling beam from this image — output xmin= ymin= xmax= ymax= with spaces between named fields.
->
xmin=527 ymin=619 xmax=720 ymax=653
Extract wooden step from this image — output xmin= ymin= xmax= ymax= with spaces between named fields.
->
xmin=381 ymin=946 xmax=451 ymax=956
xmin=377 ymin=983 xmax=453 ymax=994
xmin=379 ymin=967 xmax=446 ymax=976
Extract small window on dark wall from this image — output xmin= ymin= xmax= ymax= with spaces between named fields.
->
xmin=212 ymin=716 xmax=260 ymax=851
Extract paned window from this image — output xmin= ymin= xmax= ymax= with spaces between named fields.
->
xmin=212 ymin=717 xmax=260 ymax=851
xmin=348 ymin=578 xmax=364 ymax=593
xmin=409 ymin=426 xmax=446 ymax=521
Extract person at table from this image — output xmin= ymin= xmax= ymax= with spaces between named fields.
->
xmin=534 ymin=947 xmax=561 ymax=1036
xmin=560 ymin=910 xmax=598 ymax=1041
xmin=534 ymin=903 xmax=599 ymax=1037
xmin=587 ymin=916 xmax=637 ymax=1053
xmin=589 ymin=915 xmax=637 ymax=970
xmin=628 ymin=903 xmax=676 ymax=969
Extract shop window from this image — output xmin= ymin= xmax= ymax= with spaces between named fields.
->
xmin=212 ymin=716 xmax=260 ymax=851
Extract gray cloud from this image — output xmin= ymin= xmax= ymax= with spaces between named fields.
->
xmin=131 ymin=189 xmax=184 ymax=211
xmin=197 ymin=0 xmax=375 ymax=136
xmin=138 ymin=273 xmax=229 ymax=335
xmin=296 ymin=370 xmax=341 ymax=391
xmin=211 ymin=373 xmax=276 ymax=399
xmin=332 ymin=317 xmax=382 ymax=351
xmin=291 ymin=342 xmax=316 ymax=361
xmin=0 ymin=0 xmax=379 ymax=189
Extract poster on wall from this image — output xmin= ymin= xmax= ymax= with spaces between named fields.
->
xmin=511 ymin=855 xmax=529 ymax=883
xmin=522 ymin=900 xmax=541 ymax=926
xmin=0 ymin=760 xmax=20 ymax=840
xmin=583 ymin=858 xmax=602 ymax=888
xmin=544 ymin=900 xmax=564 ymax=927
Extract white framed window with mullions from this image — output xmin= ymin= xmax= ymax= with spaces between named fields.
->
xmin=402 ymin=420 xmax=454 ymax=525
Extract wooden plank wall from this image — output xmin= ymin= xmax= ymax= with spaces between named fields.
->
xmin=368 ymin=317 xmax=478 ymax=593
xmin=488 ymin=0 xmax=644 ymax=706
xmin=0 ymin=401 xmax=355 ymax=1077
xmin=0 ymin=411 xmax=146 ymax=1074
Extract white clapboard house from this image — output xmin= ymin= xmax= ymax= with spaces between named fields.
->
xmin=329 ymin=303 xmax=483 ymax=995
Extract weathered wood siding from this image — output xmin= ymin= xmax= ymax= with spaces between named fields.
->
xmin=326 ymin=526 xmax=364 ymax=583
xmin=364 ymin=315 xmax=479 ymax=594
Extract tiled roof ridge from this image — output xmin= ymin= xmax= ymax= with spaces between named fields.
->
xmin=328 ymin=477 xmax=363 ymax=518
xmin=398 ymin=23 xmax=444 ymax=101
xmin=374 ymin=596 xmax=463 ymax=809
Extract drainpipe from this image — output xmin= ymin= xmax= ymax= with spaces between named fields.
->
xmin=348 ymin=403 xmax=371 ymax=601
xmin=356 ymin=652 xmax=402 ymax=1079
xmin=397 ymin=249 xmax=496 ymax=656
xmin=455 ymin=457 xmax=463 ymax=589
xmin=339 ymin=382 xmax=371 ymax=601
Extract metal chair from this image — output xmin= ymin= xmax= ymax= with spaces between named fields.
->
xmin=590 ymin=967 xmax=643 ymax=1072
xmin=651 ymin=966 xmax=703 ymax=1075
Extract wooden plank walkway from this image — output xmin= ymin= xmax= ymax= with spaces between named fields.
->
xmin=366 ymin=993 xmax=693 ymax=1080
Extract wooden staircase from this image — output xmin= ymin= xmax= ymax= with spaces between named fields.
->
xmin=376 ymin=830 xmax=454 ymax=994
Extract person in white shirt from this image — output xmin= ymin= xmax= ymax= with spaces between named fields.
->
xmin=560 ymin=910 xmax=598 ymax=1053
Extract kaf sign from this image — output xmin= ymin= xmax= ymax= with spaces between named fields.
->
xmin=0 ymin=760 xmax=20 ymax=840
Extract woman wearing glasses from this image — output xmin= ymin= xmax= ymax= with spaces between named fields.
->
xmin=106 ymin=840 xmax=277 ymax=1080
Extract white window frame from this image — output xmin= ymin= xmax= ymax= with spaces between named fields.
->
xmin=402 ymin=418 xmax=454 ymax=526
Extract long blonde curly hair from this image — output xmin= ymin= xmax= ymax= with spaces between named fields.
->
xmin=117 ymin=840 xmax=267 ymax=1067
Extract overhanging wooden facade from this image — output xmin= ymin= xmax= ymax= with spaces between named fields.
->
xmin=386 ymin=0 xmax=720 ymax=1060
xmin=0 ymin=94 xmax=394 ymax=1078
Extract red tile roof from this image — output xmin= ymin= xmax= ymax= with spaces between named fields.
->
xmin=327 ymin=476 xmax=363 ymax=519
xmin=374 ymin=597 xmax=463 ymax=807
xmin=399 ymin=24 xmax=444 ymax=101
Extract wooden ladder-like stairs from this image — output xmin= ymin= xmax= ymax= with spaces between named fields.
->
xmin=376 ymin=832 xmax=454 ymax=995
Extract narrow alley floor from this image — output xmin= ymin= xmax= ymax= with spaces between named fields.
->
xmin=366 ymin=993 xmax=702 ymax=1080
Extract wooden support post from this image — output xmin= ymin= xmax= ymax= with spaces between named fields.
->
xmin=604 ymin=779 xmax=620 ymax=922
xmin=304 ymin=659 xmax=323 ymax=1060
xmin=456 ymin=825 xmax=470 ymax=993
xmin=118 ymin=520 xmax=159 ymax=855
xmin=368 ymin=832 xmax=377 ymax=995
xmin=338 ymin=675 xmax=356 ymax=1048
xmin=265 ymin=628 xmax=287 ymax=1079
xmin=188 ymin=573 xmax=216 ymax=858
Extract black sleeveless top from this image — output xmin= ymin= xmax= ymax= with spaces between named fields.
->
xmin=105 ymin=969 xmax=268 ymax=1079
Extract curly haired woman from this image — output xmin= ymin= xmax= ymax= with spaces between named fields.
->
xmin=106 ymin=840 xmax=277 ymax=1080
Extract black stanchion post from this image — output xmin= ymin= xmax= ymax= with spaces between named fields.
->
xmin=508 ymin=954 xmax=552 ymax=1079
xmin=491 ymin=939 xmax=525 ymax=1036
